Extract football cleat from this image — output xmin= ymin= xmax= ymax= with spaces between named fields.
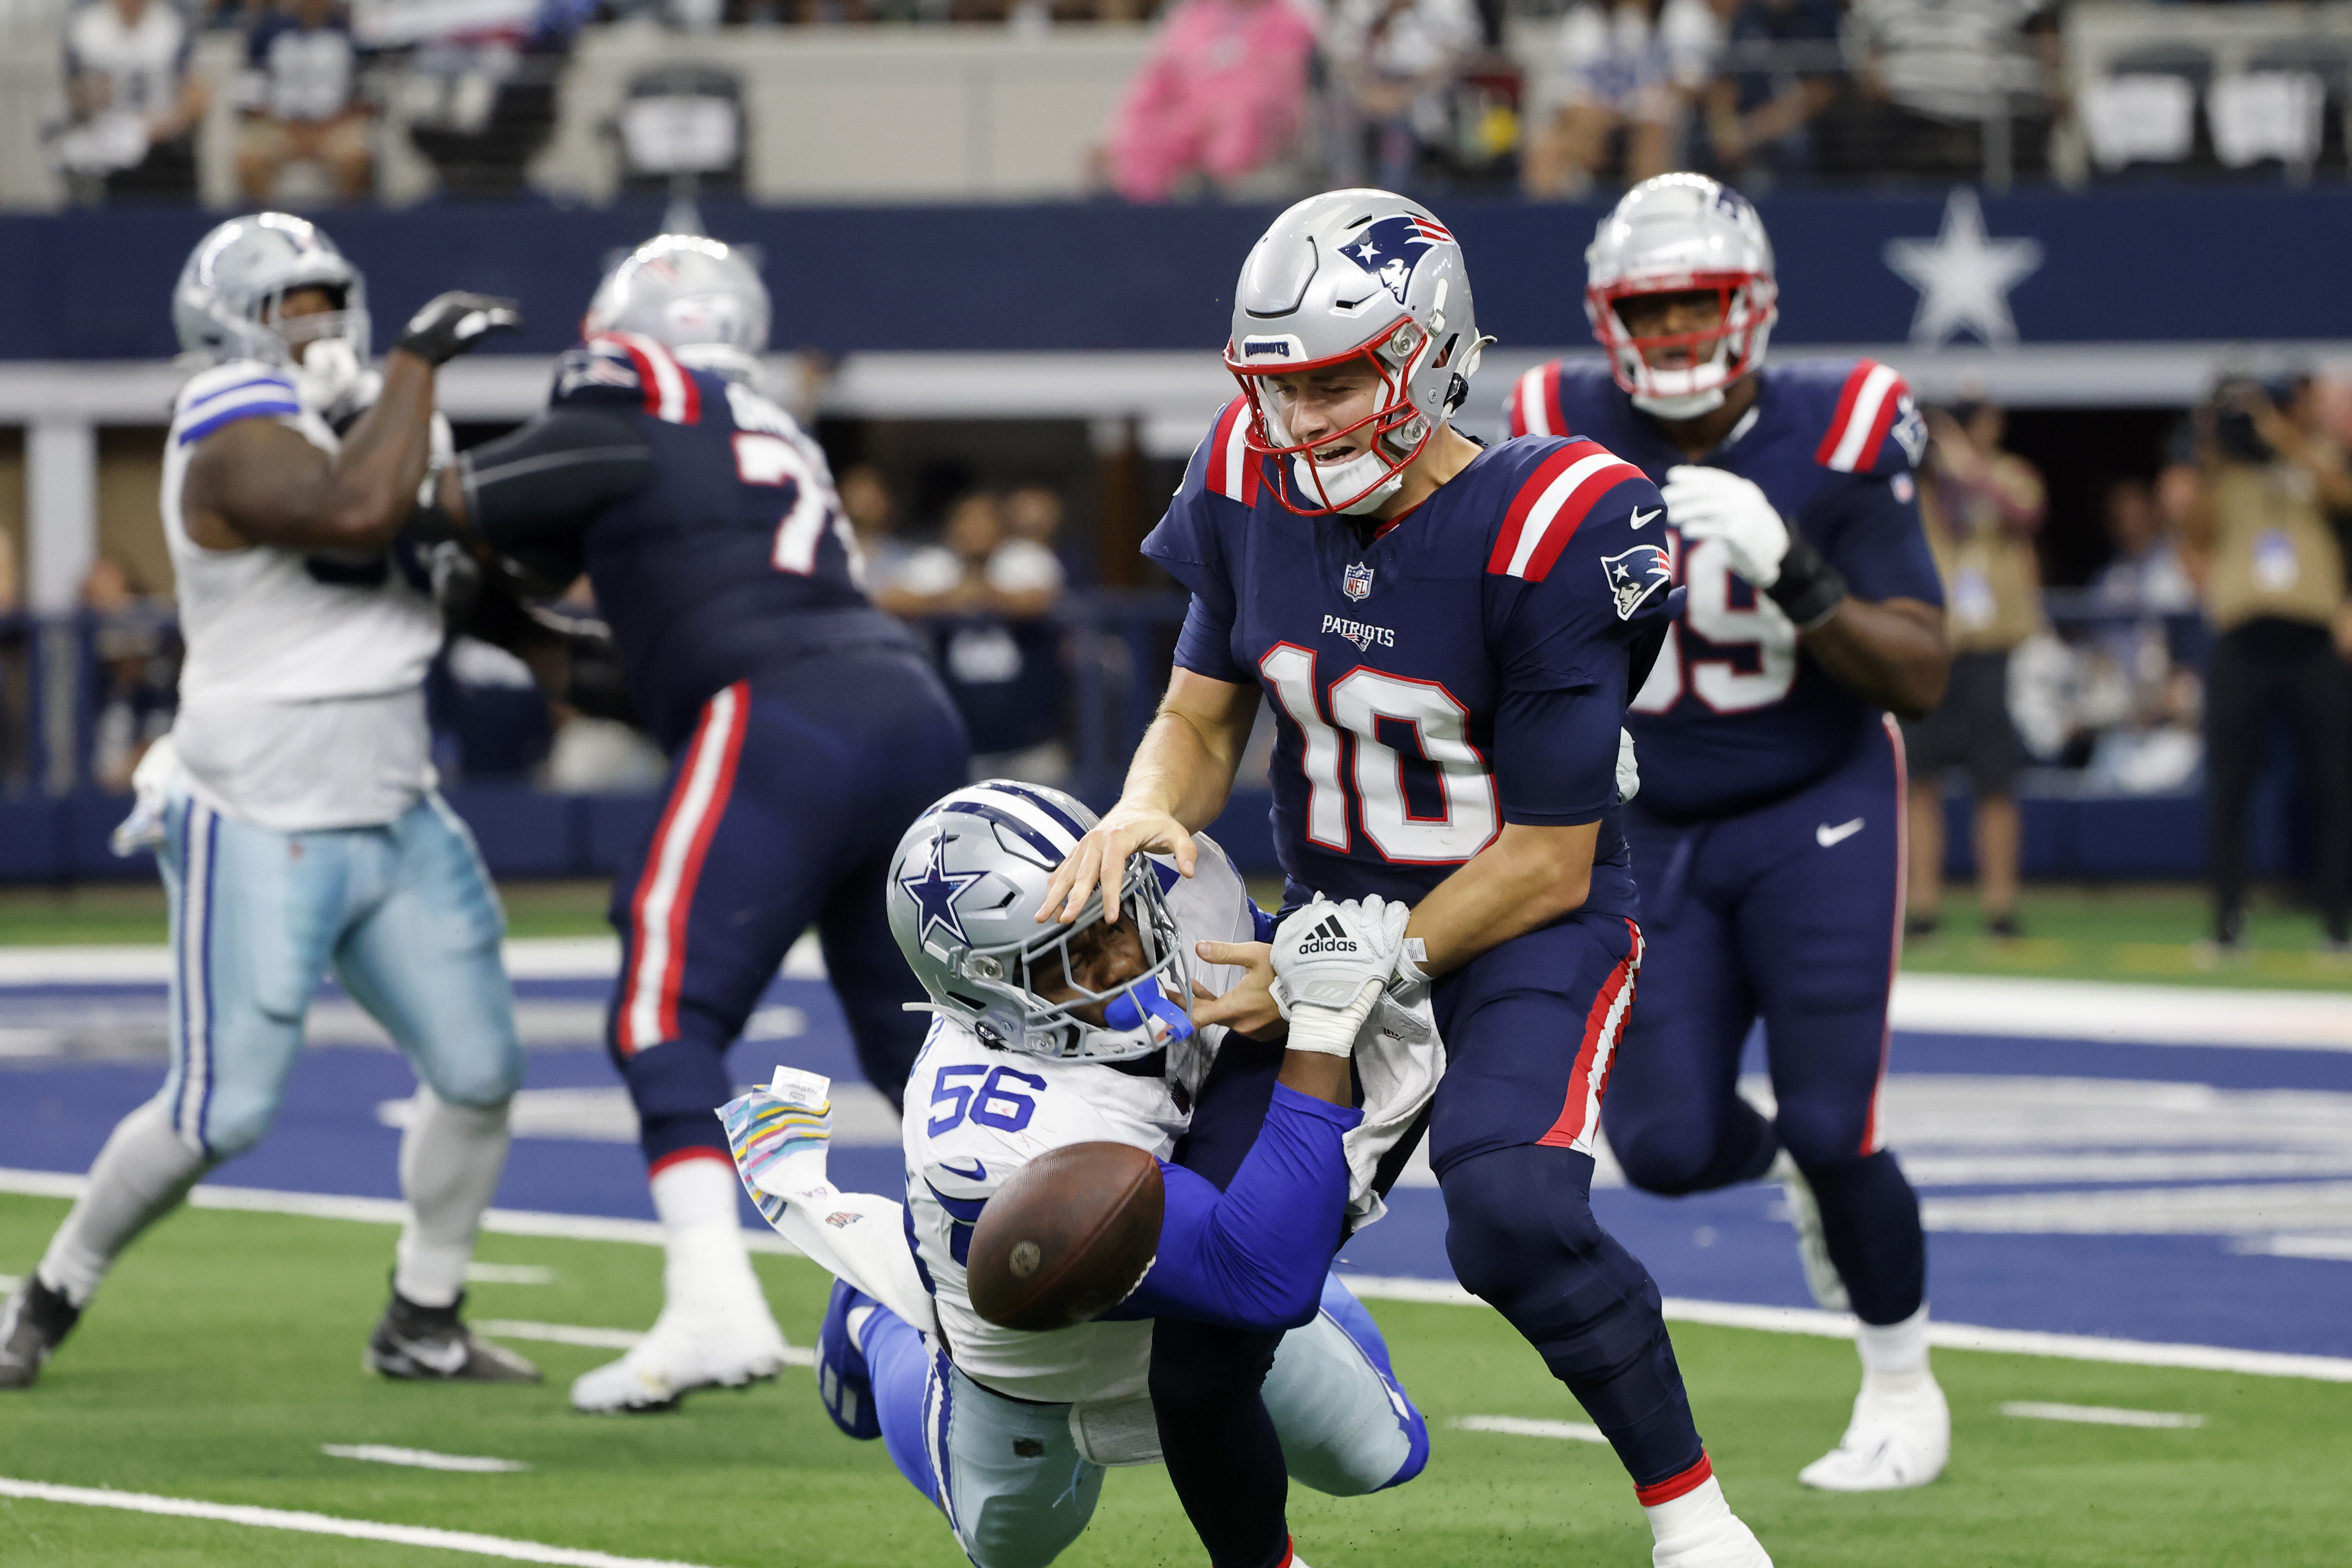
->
xmin=0 ymin=1275 xmax=80 ymax=1390
xmin=816 ymin=1278 xmax=883 ymax=1440
xmin=1798 ymin=1373 xmax=1950 ymax=1491
xmin=569 ymin=1295 xmax=789 ymax=1414
xmin=1770 ymin=1151 xmax=1849 ymax=1312
xmin=366 ymin=1286 xmax=541 ymax=1383
xmin=1651 ymin=1515 xmax=1773 ymax=1568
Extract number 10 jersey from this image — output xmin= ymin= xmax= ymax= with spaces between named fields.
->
xmin=1145 ymin=398 xmax=1675 ymax=916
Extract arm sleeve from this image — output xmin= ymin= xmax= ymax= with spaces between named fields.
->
xmin=459 ymin=407 xmax=652 ymax=555
xmin=1115 ymin=1084 xmax=1359 ymax=1332
xmin=1172 ymin=591 xmax=1245 ymax=682
xmin=1492 ymin=684 xmax=1619 ymax=826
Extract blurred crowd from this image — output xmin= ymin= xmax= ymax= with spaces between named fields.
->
xmin=31 ymin=0 xmax=2352 ymax=208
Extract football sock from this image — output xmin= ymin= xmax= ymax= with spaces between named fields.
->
xmin=1440 ymin=1143 xmax=1707 ymax=1490
xmin=1642 ymin=1470 xmax=1732 ymax=1543
xmin=857 ymin=1302 xmax=939 ymax=1502
xmin=1150 ymin=1317 xmax=1291 ymax=1568
xmin=395 ymin=1085 xmax=512 ymax=1309
xmin=1802 ymin=1149 xmax=1928 ymax=1326
xmin=37 ymin=1099 xmax=210 ymax=1308
xmin=1855 ymin=1303 xmax=1933 ymax=1392
xmin=651 ymin=1153 xmax=764 ymax=1316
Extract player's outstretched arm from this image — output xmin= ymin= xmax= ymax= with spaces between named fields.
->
xmin=1798 ymin=597 xmax=1950 ymax=718
xmin=183 ymin=292 xmax=520 ymax=554
xmin=1040 ymin=667 xmax=1259 ymax=925
xmin=1401 ymin=821 xmax=1600 ymax=979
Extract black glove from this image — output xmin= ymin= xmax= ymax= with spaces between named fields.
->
xmin=1766 ymin=530 xmax=1850 ymax=632
xmin=396 ymin=292 xmax=523 ymax=368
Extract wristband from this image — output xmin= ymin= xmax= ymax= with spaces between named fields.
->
xmin=1283 ymin=977 xmax=1384 ymax=1057
xmin=1766 ymin=531 xmax=1848 ymax=632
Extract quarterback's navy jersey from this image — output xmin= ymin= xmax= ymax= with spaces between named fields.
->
xmin=541 ymin=332 xmax=914 ymax=748
xmin=1509 ymin=357 xmax=1944 ymax=821
xmin=1144 ymin=396 xmax=1675 ymax=913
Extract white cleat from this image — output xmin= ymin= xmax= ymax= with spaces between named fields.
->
xmin=1798 ymin=1373 xmax=1951 ymax=1491
xmin=1769 ymin=1151 xmax=1849 ymax=1312
xmin=1652 ymin=1513 xmax=1772 ymax=1568
xmin=569 ymin=1299 xmax=790 ymax=1414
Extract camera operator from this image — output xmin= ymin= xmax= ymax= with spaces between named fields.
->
xmin=2183 ymin=373 xmax=2352 ymax=954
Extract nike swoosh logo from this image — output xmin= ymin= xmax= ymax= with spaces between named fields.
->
xmin=1816 ymin=818 xmax=1865 ymax=848
xmin=936 ymin=1159 xmax=987 ymax=1183
xmin=1630 ymin=507 xmax=1660 ymax=529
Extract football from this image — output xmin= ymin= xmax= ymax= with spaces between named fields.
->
xmin=966 ymin=1141 xmax=1165 ymax=1333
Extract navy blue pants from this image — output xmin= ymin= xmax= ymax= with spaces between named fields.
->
xmin=1606 ymin=713 xmax=1926 ymax=1327
xmin=605 ymin=650 xmax=968 ymax=1174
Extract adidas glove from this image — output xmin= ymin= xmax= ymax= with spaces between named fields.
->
xmin=396 ymin=291 xmax=523 ymax=368
xmin=1663 ymin=463 xmax=1847 ymax=631
xmin=1270 ymin=894 xmax=1411 ymax=1057
xmin=1617 ymin=726 xmax=1640 ymax=803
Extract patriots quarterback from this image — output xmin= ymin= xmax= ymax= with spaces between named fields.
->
xmin=720 ymin=779 xmax=1432 ymax=1568
xmin=1 ymin=215 xmax=536 ymax=1390
xmin=418 ymin=234 xmax=970 ymax=1412
xmin=1508 ymin=173 xmax=1956 ymax=1490
xmin=1045 ymin=190 xmax=1773 ymax=1568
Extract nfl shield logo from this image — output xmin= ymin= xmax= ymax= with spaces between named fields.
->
xmin=1343 ymin=563 xmax=1375 ymax=602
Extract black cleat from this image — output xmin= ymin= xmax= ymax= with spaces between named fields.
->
xmin=366 ymin=1286 xmax=541 ymax=1384
xmin=0 ymin=1275 xmax=80 ymax=1390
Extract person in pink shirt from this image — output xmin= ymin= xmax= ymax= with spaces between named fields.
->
xmin=1104 ymin=0 xmax=1317 ymax=201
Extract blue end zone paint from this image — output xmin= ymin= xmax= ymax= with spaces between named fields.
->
xmin=4 ymin=974 xmax=2349 ymax=1360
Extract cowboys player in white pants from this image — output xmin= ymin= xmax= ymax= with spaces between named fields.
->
xmin=0 ymin=215 xmax=537 ymax=1389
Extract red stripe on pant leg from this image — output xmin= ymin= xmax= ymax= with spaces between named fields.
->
xmin=619 ymin=704 xmax=724 ymax=1056
xmin=1862 ymin=712 xmax=1907 ymax=1155
xmin=655 ymin=683 xmax=752 ymax=1042
xmin=1535 ymin=938 xmax=1637 ymax=1149
xmin=1634 ymin=1452 xmax=1713 ymax=1507
xmin=649 ymin=1146 xmax=734 ymax=1181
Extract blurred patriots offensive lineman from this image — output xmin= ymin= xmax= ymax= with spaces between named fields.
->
xmin=1508 ymin=174 xmax=1955 ymax=1489
xmin=716 ymin=781 xmax=1432 ymax=1568
xmin=1047 ymin=190 xmax=1773 ymax=1568
xmin=417 ymin=235 xmax=969 ymax=1412
xmin=0 ymin=215 xmax=536 ymax=1389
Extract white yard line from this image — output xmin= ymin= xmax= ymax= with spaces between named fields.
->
xmin=1889 ymin=973 xmax=2352 ymax=1051
xmin=0 ymin=1274 xmax=18 ymax=1294
xmin=0 ymin=931 xmax=828 ymax=987
xmin=466 ymin=1264 xmax=558 ymax=1286
xmin=472 ymin=1319 xmax=816 ymax=1370
xmin=1450 ymin=1415 xmax=1610 ymax=1443
xmin=2234 ymin=1234 xmax=2352 ymax=1262
xmin=321 ymin=1445 xmax=530 ymax=1473
xmin=0 ymin=1477 xmax=713 ymax=1567
xmin=1999 ymin=1401 xmax=2204 ymax=1429
xmin=1335 ymin=1275 xmax=2352 ymax=1384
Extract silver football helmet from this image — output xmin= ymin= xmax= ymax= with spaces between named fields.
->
xmin=173 ymin=213 xmax=371 ymax=406
xmin=887 ymin=780 xmax=1195 ymax=1064
xmin=1586 ymin=174 xmax=1779 ymax=418
xmin=582 ymin=233 xmax=770 ymax=383
xmin=1225 ymin=189 xmax=1490 ymax=516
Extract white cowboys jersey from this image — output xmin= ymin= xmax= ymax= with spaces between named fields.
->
xmin=161 ymin=359 xmax=446 ymax=830
xmin=902 ymin=835 xmax=1258 ymax=1407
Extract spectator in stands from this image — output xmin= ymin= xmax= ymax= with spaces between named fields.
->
xmin=82 ymin=557 xmax=179 ymax=792
xmin=1703 ymin=0 xmax=1842 ymax=187
xmin=1324 ymin=0 xmax=1483 ymax=190
xmin=2095 ymin=477 xmax=2197 ymax=614
xmin=839 ymin=463 xmax=913 ymax=590
xmin=880 ymin=491 xmax=1068 ymax=782
xmin=1100 ymin=0 xmax=1317 ymax=201
xmin=236 ymin=0 xmax=373 ymax=203
xmin=59 ymin=0 xmax=210 ymax=202
xmin=1522 ymin=0 xmax=1717 ymax=199
xmin=2182 ymin=374 xmax=2352 ymax=955
xmin=1836 ymin=0 xmax=2060 ymax=179
xmin=1905 ymin=399 xmax=2045 ymax=941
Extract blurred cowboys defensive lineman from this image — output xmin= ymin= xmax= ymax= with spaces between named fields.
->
xmin=417 ymin=235 xmax=970 ymax=1411
xmin=1510 ymin=174 xmax=1956 ymax=1490
xmin=0 ymin=215 xmax=536 ymax=1389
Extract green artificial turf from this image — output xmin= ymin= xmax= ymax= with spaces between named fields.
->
xmin=2 ymin=1195 xmax=2347 ymax=1567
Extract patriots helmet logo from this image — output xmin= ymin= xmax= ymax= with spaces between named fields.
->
xmin=1344 ymin=213 xmax=1455 ymax=306
xmin=1601 ymin=544 xmax=1674 ymax=621
xmin=898 ymin=832 xmax=987 ymax=949
xmin=1343 ymin=562 xmax=1376 ymax=601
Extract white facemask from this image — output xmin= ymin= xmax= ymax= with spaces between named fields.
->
xmin=291 ymin=336 xmax=365 ymax=414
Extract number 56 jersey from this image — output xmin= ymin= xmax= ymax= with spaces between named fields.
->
xmin=1143 ymin=399 xmax=1675 ymax=915
xmin=1511 ymin=358 xmax=1947 ymax=822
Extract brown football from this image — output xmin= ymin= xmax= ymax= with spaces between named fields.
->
xmin=966 ymin=1141 xmax=1165 ymax=1332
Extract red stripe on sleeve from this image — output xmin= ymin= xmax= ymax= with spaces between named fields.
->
xmin=1518 ymin=461 xmax=1646 ymax=583
xmin=1485 ymin=443 xmax=1593 ymax=574
xmin=1633 ymin=1452 xmax=1714 ymax=1508
xmin=1545 ymin=366 xmax=1570 ymax=443
xmin=596 ymin=334 xmax=667 ymax=422
xmin=1206 ymin=396 xmax=1243 ymax=498
xmin=1813 ymin=360 xmax=1879 ymax=467
xmin=1855 ymin=370 xmax=1909 ymax=474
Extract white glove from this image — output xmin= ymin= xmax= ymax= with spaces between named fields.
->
xmin=1617 ymin=726 xmax=1640 ymax=803
xmin=1662 ymin=464 xmax=1790 ymax=589
xmin=1271 ymin=894 xmax=1412 ymax=1057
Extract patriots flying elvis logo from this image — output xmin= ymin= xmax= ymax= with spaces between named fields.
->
xmin=1345 ymin=213 xmax=1454 ymax=306
xmin=1600 ymin=544 xmax=1673 ymax=621
xmin=898 ymin=833 xmax=987 ymax=949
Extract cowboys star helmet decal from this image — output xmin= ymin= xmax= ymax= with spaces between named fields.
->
xmin=898 ymin=833 xmax=988 ymax=949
